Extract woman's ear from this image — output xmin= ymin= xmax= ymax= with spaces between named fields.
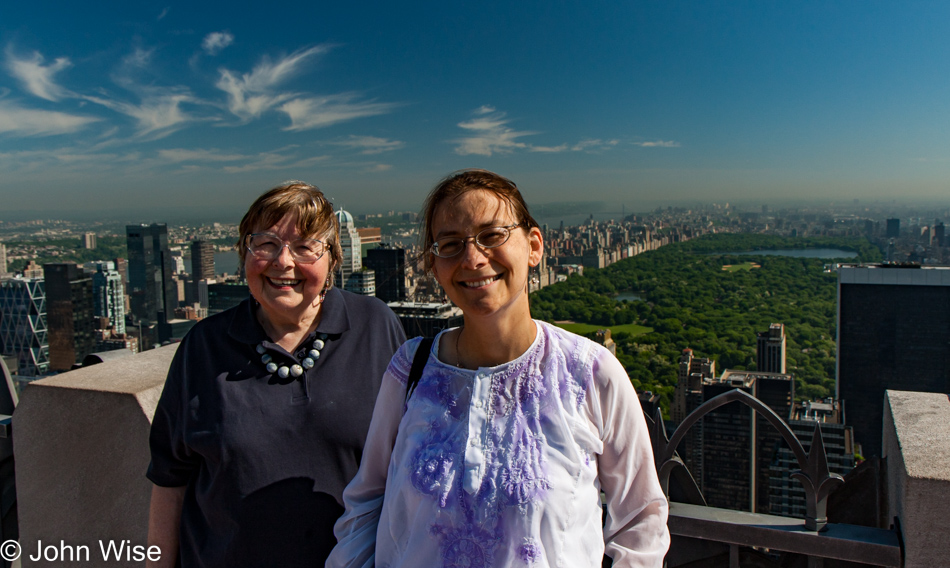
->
xmin=527 ymin=226 xmax=543 ymax=267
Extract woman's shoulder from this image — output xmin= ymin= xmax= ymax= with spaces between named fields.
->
xmin=385 ymin=335 xmax=433 ymax=385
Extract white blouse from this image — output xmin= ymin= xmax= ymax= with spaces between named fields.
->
xmin=327 ymin=321 xmax=670 ymax=568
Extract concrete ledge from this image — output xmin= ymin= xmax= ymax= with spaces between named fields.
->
xmin=883 ymin=389 xmax=950 ymax=568
xmin=12 ymin=344 xmax=177 ymax=567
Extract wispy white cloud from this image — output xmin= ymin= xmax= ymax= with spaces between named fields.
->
xmin=202 ymin=32 xmax=234 ymax=56
xmin=571 ymin=139 xmax=619 ymax=151
xmin=636 ymin=140 xmax=680 ymax=147
xmin=216 ymin=45 xmax=329 ymax=121
xmin=5 ymin=49 xmax=72 ymax=101
xmin=157 ymin=7 xmax=170 ymax=20
xmin=529 ymin=144 xmax=569 ymax=153
xmin=366 ymin=163 xmax=392 ymax=172
xmin=82 ymin=90 xmax=196 ymax=138
xmin=121 ymin=47 xmax=154 ymax=70
xmin=279 ymin=95 xmax=396 ymax=131
xmin=158 ymin=148 xmax=248 ymax=163
xmin=454 ymin=108 xmax=534 ymax=156
xmin=330 ymin=135 xmax=404 ymax=154
xmin=0 ymin=100 xmax=99 ymax=136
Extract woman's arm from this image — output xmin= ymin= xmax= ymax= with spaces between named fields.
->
xmin=326 ymin=362 xmax=409 ymax=568
xmin=146 ymin=484 xmax=186 ymax=568
xmin=589 ymin=349 xmax=671 ymax=568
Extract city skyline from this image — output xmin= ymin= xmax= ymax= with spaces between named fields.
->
xmin=3 ymin=2 xmax=950 ymax=219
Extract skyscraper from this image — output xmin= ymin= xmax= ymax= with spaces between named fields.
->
xmin=191 ymin=240 xmax=216 ymax=281
xmin=365 ymin=245 xmax=407 ymax=302
xmin=0 ymin=276 xmax=49 ymax=376
xmin=335 ymin=209 xmax=361 ymax=286
xmin=756 ymin=323 xmax=786 ymax=374
xmin=88 ymin=261 xmax=126 ymax=335
xmin=836 ymin=264 xmax=950 ymax=458
xmin=44 ymin=263 xmax=95 ymax=371
xmin=885 ymin=218 xmax=900 ymax=239
xmin=0 ymin=244 xmax=6 ymax=276
xmin=126 ymin=224 xmax=176 ymax=323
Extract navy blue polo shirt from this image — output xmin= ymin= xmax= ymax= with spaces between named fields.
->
xmin=147 ymin=287 xmax=405 ymax=568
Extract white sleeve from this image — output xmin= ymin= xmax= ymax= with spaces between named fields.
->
xmin=326 ymin=367 xmax=406 ymax=568
xmin=587 ymin=348 xmax=671 ymax=568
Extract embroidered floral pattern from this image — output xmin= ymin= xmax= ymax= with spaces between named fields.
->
xmin=399 ymin=324 xmax=593 ymax=567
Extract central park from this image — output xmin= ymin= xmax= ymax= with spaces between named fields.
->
xmin=534 ymin=233 xmax=883 ymax=416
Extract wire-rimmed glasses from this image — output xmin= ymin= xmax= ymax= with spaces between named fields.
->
xmin=245 ymin=233 xmax=326 ymax=264
xmin=430 ymin=224 xmax=522 ymax=258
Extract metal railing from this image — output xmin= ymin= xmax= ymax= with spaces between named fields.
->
xmin=650 ymin=388 xmax=903 ymax=568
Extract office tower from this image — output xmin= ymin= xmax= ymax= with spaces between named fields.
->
xmin=191 ymin=240 xmax=215 ymax=281
xmin=935 ymin=221 xmax=945 ymax=247
xmin=43 ymin=263 xmax=95 ymax=371
xmin=885 ymin=218 xmax=900 ymax=239
xmin=126 ymin=224 xmax=176 ymax=322
xmin=365 ymin=245 xmax=407 ymax=302
xmin=388 ymin=301 xmax=463 ymax=337
xmin=0 ymin=276 xmax=49 ymax=376
xmin=0 ymin=244 xmax=6 ymax=276
xmin=756 ymin=323 xmax=786 ymax=373
xmin=696 ymin=370 xmax=793 ymax=513
xmin=345 ymin=269 xmax=376 ymax=296
xmin=769 ymin=399 xmax=854 ymax=518
xmin=207 ymin=281 xmax=248 ymax=315
xmin=82 ymin=232 xmax=97 ymax=249
xmin=89 ymin=261 xmax=126 ymax=335
xmin=335 ymin=209 xmax=362 ymax=285
xmin=836 ymin=264 xmax=950 ymax=458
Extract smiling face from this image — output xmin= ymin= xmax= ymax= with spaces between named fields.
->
xmin=431 ymin=189 xmax=543 ymax=322
xmin=245 ymin=212 xmax=331 ymax=330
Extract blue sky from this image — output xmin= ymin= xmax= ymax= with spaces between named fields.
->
xmin=2 ymin=1 xmax=949 ymax=219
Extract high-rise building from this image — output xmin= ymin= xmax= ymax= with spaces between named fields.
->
xmin=345 ymin=269 xmax=376 ymax=296
xmin=769 ymin=399 xmax=854 ymax=518
xmin=44 ymin=263 xmax=96 ymax=372
xmin=388 ymin=301 xmax=463 ymax=338
xmin=88 ymin=261 xmax=126 ymax=335
xmin=885 ymin=218 xmax=900 ymax=239
xmin=0 ymin=244 xmax=6 ymax=276
xmin=207 ymin=281 xmax=248 ymax=315
xmin=82 ymin=232 xmax=97 ymax=249
xmin=191 ymin=240 xmax=216 ymax=281
xmin=335 ymin=209 xmax=361 ymax=285
xmin=365 ymin=245 xmax=407 ymax=302
xmin=0 ymin=276 xmax=49 ymax=376
xmin=695 ymin=369 xmax=793 ymax=513
xmin=836 ymin=264 xmax=950 ymax=458
xmin=935 ymin=221 xmax=945 ymax=247
xmin=756 ymin=323 xmax=786 ymax=374
xmin=126 ymin=224 xmax=176 ymax=323
xmin=673 ymin=348 xmax=716 ymax=487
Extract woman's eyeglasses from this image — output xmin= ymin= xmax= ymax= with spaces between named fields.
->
xmin=245 ymin=233 xmax=326 ymax=263
xmin=430 ymin=224 xmax=522 ymax=258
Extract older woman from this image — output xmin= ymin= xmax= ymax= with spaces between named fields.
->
xmin=146 ymin=181 xmax=406 ymax=568
xmin=328 ymin=170 xmax=669 ymax=568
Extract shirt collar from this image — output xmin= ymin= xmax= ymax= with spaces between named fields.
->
xmin=228 ymin=287 xmax=350 ymax=345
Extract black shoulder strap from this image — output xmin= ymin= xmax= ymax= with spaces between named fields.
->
xmin=405 ymin=337 xmax=434 ymax=403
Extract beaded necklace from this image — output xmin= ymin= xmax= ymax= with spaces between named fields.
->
xmin=256 ymin=333 xmax=328 ymax=379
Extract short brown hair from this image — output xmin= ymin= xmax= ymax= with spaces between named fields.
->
xmin=237 ymin=181 xmax=342 ymax=286
xmin=420 ymin=169 xmax=539 ymax=272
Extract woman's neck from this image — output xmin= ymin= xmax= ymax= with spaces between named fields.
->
xmin=257 ymin=305 xmax=321 ymax=353
xmin=455 ymin=310 xmax=537 ymax=369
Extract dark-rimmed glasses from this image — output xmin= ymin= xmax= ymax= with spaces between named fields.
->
xmin=430 ymin=224 xmax=522 ymax=258
xmin=245 ymin=233 xmax=326 ymax=264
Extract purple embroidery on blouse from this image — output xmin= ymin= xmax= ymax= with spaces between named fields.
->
xmin=519 ymin=539 xmax=541 ymax=564
xmin=411 ymin=436 xmax=461 ymax=508
xmin=431 ymin=523 xmax=498 ymax=568
xmin=500 ymin=429 xmax=550 ymax=505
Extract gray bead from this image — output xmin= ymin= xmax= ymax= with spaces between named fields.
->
xmin=261 ymin=354 xmax=272 ymax=364
xmin=290 ymin=364 xmax=304 ymax=377
xmin=277 ymin=366 xmax=290 ymax=379
xmin=302 ymin=358 xmax=314 ymax=369
xmin=266 ymin=362 xmax=278 ymax=373
xmin=313 ymin=339 xmax=325 ymax=350
xmin=256 ymin=344 xmax=266 ymax=354
xmin=309 ymin=349 xmax=321 ymax=360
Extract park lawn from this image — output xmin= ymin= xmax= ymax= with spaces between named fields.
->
xmin=554 ymin=322 xmax=653 ymax=336
xmin=721 ymin=262 xmax=761 ymax=272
